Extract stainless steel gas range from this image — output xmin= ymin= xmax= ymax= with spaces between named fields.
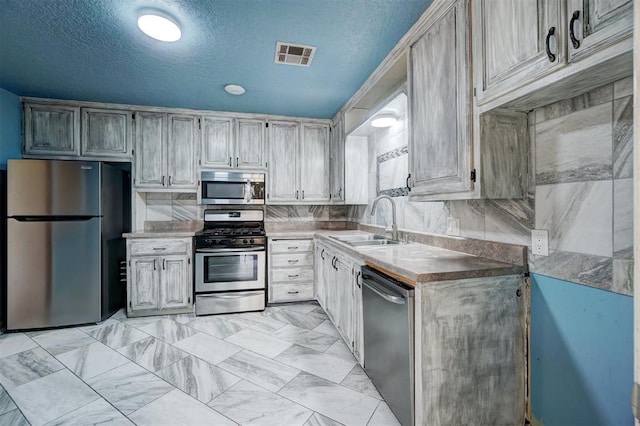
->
xmin=194 ymin=209 xmax=266 ymax=315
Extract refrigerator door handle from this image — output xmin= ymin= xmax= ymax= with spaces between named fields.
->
xmin=10 ymin=215 xmax=99 ymax=222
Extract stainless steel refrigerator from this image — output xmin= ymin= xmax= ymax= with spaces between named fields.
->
xmin=6 ymin=159 xmax=129 ymax=330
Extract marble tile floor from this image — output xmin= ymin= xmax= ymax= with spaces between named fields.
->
xmin=0 ymin=302 xmax=399 ymax=426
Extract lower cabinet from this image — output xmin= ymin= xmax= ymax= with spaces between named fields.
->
xmin=315 ymin=240 xmax=364 ymax=365
xmin=126 ymin=238 xmax=193 ymax=317
xmin=268 ymin=238 xmax=315 ymax=302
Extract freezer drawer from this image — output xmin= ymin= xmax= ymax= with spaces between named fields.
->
xmin=196 ymin=291 xmax=265 ymax=315
xmin=7 ymin=217 xmax=102 ymax=329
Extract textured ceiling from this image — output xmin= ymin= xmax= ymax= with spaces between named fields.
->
xmin=0 ymin=0 xmax=432 ymax=119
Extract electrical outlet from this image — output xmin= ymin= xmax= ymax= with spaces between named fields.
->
xmin=447 ymin=218 xmax=460 ymax=237
xmin=531 ymin=229 xmax=549 ymax=256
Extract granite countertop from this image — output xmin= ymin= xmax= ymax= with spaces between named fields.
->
xmin=123 ymin=230 xmax=199 ymax=238
xmin=314 ymin=233 xmax=524 ymax=285
xmin=267 ymin=230 xmax=370 ymax=239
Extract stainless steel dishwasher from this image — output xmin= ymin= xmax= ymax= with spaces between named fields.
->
xmin=361 ymin=265 xmax=414 ymax=426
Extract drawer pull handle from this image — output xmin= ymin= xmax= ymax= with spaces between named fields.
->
xmin=153 ymin=247 xmax=166 ymax=251
xmin=288 ymin=274 xmax=299 ymax=278
xmin=288 ymin=259 xmax=299 ymax=264
xmin=287 ymin=290 xmax=299 ymax=294
xmin=569 ymin=10 xmax=581 ymax=49
xmin=287 ymin=246 xmax=298 ymax=250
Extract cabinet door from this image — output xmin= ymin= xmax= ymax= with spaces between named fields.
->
xmin=335 ymin=258 xmax=353 ymax=346
xmin=24 ymin=104 xmax=80 ymax=156
xmin=330 ymin=119 xmax=345 ymax=203
xmin=409 ymin=0 xmax=472 ymax=196
xmin=567 ymin=0 xmax=632 ymax=62
xmin=300 ymin=123 xmax=330 ymax=203
xmin=267 ymin=121 xmax=299 ymax=203
xmin=135 ymin=112 xmax=166 ymax=188
xmin=474 ymin=0 xmax=564 ymax=103
xmin=81 ymin=108 xmax=132 ymax=158
xmin=352 ymin=267 xmax=364 ymax=366
xmin=201 ymin=116 xmax=233 ymax=168
xmin=129 ymin=257 xmax=160 ymax=312
xmin=315 ymin=245 xmax=327 ymax=308
xmin=159 ymin=255 xmax=192 ymax=310
xmin=167 ymin=114 xmax=197 ymax=189
xmin=236 ymin=119 xmax=266 ymax=169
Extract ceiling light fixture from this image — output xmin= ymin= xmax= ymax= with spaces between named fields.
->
xmin=137 ymin=14 xmax=181 ymax=42
xmin=371 ymin=112 xmax=398 ymax=128
xmin=224 ymin=84 xmax=246 ymax=95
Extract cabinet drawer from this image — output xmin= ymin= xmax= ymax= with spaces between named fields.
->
xmin=270 ymin=239 xmax=313 ymax=254
xmin=270 ymin=282 xmax=314 ymax=302
xmin=129 ymin=239 xmax=190 ymax=256
xmin=270 ymin=252 xmax=313 ymax=268
xmin=271 ymin=268 xmax=314 ymax=283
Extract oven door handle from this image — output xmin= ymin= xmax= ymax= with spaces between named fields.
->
xmin=196 ymin=247 xmax=265 ymax=253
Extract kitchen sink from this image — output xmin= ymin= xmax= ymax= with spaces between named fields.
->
xmin=329 ymin=234 xmax=401 ymax=246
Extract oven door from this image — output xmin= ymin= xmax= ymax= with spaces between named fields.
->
xmin=195 ymin=248 xmax=266 ymax=292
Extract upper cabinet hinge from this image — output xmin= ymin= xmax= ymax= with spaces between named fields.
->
xmin=473 ymin=87 xmax=477 ymax=97
xmin=132 ymin=113 xmax=136 ymax=120
xmin=265 ymin=122 xmax=269 ymax=128
xmin=470 ymin=169 xmax=476 ymax=182
xmin=265 ymin=161 xmax=268 ymax=168
xmin=198 ymin=118 xmax=201 ymax=129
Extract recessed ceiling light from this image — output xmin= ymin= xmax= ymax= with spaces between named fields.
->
xmin=137 ymin=14 xmax=181 ymax=42
xmin=371 ymin=112 xmax=398 ymax=128
xmin=224 ymin=84 xmax=246 ymax=95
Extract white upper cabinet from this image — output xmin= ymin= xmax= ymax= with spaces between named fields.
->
xmin=409 ymin=0 xmax=472 ymax=197
xmin=200 ymin=117 xmax=265 ymax=170
xmin=134 ymin=112 xmax=165 ymax=188
xmin=329 ymin=117 xmax=345 ymax=203
xmin=81 ymin=108 xmax=132 ymax=159
xmin=267 ymin=121 xmax=300 ymax=203
xmin=300 ymin=123 xmax=330 ymax=203
xmin=135 ymin=112 xmax=198 ymax=191
xmin=473 ymin=0 xmax=565 ymax=103
xmin=167 ymin=114 xmax=197 ymax=189
xmin=201 ymin=116 xmax=233 ymax=168
xmin=236 ymin=119 xmax=266 ymax=169
xmin=567 ymin=0 xmax=633 ymax=62
xmin=24 ymin=103 xmax=80 ymax=156
xmin=267 ymin=120 xmax=331 ymax=204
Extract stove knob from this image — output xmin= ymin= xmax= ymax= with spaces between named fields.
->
xmin=250 ymin=239 xmax=255 ymax=244
xmin=243 ymin=239 xmax=248 ymax=244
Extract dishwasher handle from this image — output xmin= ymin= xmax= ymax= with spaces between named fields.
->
xmin=362 ymin=278 xmax=406 ymax=305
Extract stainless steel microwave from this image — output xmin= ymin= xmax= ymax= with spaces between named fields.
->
xmin=199 ymin=171 xmax=265 ymax=205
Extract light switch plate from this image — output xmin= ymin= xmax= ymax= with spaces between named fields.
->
xmin=531 ymin=229 xmax=549 ymax=256
xmin=447 ymin=217 xmax=460 ymax=237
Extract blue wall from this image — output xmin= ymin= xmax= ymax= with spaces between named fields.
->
xmin=531 ymin=273 xmax=633 ymax=425
xmin=0 ymin=87 xmax=22 ymax=170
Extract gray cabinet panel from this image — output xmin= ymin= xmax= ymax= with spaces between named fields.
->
xmin=567 ymin=0 xmax=632 ymax=62
xmin=267 ymin=121 xmax=299 ymax=202
xmin=201 ymin=116 xmax=233 ymax=168
xmin=167 ymin=114 xmax=197 ymax=189
xmin=300 ymin=123 xmax=330 ymax=203
xmin=474 ymin=0 xmax=565 ymax=103
xmin=409 ymin=0 xmax=472 ymax=196
xmin=160 ymin=255 xmax=191 ymax=310
xmin=236 ymin=119 xmax=266 ymax=169
xmin=81 ymin=108 xmax=132 ymax=158
xmin=130 ymin=257 xmax=160 ymax=312
xmin=24 ymin=104 xmax=80 ymax=156
xmin=135 ymin=112 xmax=166 ymax=188
xmin=330 ymin=118 xmax=345 ymax=203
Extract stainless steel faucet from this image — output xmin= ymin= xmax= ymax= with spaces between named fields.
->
xmin=370 ymin=195 xmax=399 ymax=241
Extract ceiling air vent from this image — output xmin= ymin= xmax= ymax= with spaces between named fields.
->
xmin=275 ymin=42 xmax=316 ymax=67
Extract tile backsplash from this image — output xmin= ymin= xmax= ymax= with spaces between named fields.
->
xmin=354 ymin=76 xmax=633 ymax=296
